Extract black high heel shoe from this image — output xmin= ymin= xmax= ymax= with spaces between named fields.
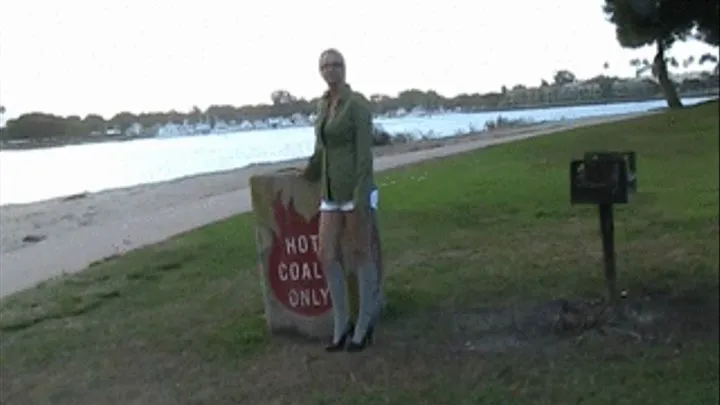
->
xmin=346 ymin=325 xmax=374 ymax=352
xmin=325 ymin=323 xmax=354 ymax=352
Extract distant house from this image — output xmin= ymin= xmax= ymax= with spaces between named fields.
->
xmin=156 ymin=123 xmax=185 ymax=138
xmin=194 ymin=122 xmax=212 ymax=134
xmin=213 ymin=119 xmax=230 ymax=133
xmin=408 ymin=106 xmax=427 ymax=116
xmin=239 ymin=120 xmax=254 ymax=130
xmin=252 ymin=120 xmax=268 ymax=129
xmin=555 ymin=82 xmax=602 ymax=101
xmin=290 ymin=113 xmax=311 ymax=126
xmin=124 ymin=122 xmax=143 ymax=137
xmin=105 ymin=127 xmax=122 ymax=137
xmin=266 ymin=117 xmax=293 ymax=128
xmin=148 ymin=123 xmax=163 ymax=137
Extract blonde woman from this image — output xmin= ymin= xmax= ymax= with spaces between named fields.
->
xmin=302 ymin=48 xmax=381 ymax=352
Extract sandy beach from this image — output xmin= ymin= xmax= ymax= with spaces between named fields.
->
xmin=0 ymin=113 xmax=650 ymax=298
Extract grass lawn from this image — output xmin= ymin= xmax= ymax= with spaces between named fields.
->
xmin=1 ymin=102 xmax=718 ymax=405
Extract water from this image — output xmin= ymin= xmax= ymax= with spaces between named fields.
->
xmin=0 ymin=97 xmax=712 ymax=206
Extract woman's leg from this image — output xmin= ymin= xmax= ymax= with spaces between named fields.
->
xmin=369 ymin=188 xmax=384 ymax=315
xmin=346 ymin=207 xmax=379 ymax=344
xmin=370 ymin=209 xmax=384 ymax=312
xmin=318 ymin=211 xmax=349 ymax=344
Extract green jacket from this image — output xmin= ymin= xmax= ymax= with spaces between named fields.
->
xmin=303 ymin=84 xmax=374 ymax=210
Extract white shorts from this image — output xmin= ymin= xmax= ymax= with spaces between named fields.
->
xmin=320 ymin=188 xmax=379 ymax=212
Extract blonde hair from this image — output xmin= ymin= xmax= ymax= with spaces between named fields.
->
xmin=320 ymin=48 xmax=345 ymax=64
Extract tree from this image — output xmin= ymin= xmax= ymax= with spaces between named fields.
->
xmin=109 ymin=112 xmax=137 ymax=132
xmin=188 ymin=105 xmax=204 ymax=124
xmin=396 ymin=89 xmax=446 ymax=110
xmin=553 ymin=70 xmax=577 ymax=86
xmin=587 ymin=75 xmax=618 ymax=100
xmin=270 ymin=90 xmax=296 ymax=106
xmin=369 ymin=93 xmax=394 ymax=113
xmin=421 ymin=90 xmax=445 ymax=110
xmin=698 ymin=53 xmax=719 ymax=65
xmin=0 ymin=106 xmax=6 ymax=140
xmin=698 ymin=53 xmax=719 ymax=75
xmin=603 ymin=0 xmax=720 ymax=108
xmin=630 ymin=57 xmax=653 ymax=77
xmin=4 ymin=113 xmax=69 ymax=140
xmin=269 ymin=90 xmax=300 ymax=117
xmin=83 ymin=114 xmax=106 ymax=133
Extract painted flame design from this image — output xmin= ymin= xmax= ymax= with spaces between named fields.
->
xmin=266 ymin=191 xmax=330 ymax=317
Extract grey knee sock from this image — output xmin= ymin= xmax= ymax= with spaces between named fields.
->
xmin=326 ymin=260 xmax=349 ymax=342
xmin=352 ymin=260 xmax=379 ymax=343
xmin=375 ymin=278 xmax=385 ymax=314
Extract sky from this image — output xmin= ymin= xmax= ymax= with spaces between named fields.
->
xmin=0 ymin=0 xmax=716 ymax=121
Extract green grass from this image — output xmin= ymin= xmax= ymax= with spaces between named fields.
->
xmin=1 ymin=103 xmax=718 ymax=405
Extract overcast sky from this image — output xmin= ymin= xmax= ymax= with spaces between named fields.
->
xmin=0 ymin=0 xmax=715 ymax=120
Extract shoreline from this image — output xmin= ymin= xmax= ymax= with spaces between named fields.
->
xmin=0 ymin=120 xmax=564 ymax=209
xmin=3 ymin=95 xmax=713 ymax=153
xmin=0 ymin=112 xmax=652 ymax=299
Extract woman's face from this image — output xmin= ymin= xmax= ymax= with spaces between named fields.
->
xmin=319 ymin=51 xmax=345 ymax=86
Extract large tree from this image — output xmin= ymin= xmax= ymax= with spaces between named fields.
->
xmin=603 ymin=0 xmax=719 ymax=108
xmin=553 ymin=70 xmax=577 ymax=86
xmin=270 ymin=90 xmax=297 ymax=106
